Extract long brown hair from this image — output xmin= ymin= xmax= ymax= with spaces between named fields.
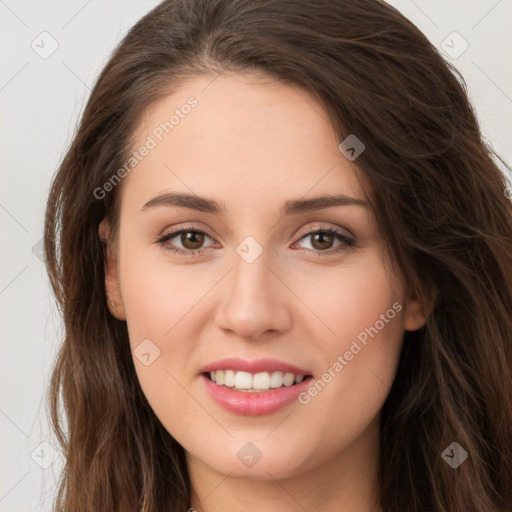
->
xmin=44 ymin=0 xmax=512 ymax=510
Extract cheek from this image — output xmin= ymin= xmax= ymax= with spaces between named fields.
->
xmin=119 ymin=261 xmax=207 ymax=444
xmin=118 ymin=239 xmax=210 ymax=349
xmin=292 ymin=252 xmax=405 ymax=444
xmin=116 ymin=243 xmax=205 ymax=422
xmin=290 ymin=248 xmax=403 ymax=357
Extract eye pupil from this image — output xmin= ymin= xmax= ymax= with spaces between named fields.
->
xmin=311 ymin=232 xmax=334 ymax=250
xmin=182 ymin=231 xmax=204 ymax=249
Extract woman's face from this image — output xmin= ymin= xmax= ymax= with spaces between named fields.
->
xmin=102 ymin=72 xmax=427 ymax=482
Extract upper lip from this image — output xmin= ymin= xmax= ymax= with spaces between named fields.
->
xmin=200 ymin=357 xmax=311 ymax=375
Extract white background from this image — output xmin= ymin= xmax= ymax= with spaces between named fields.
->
xmin=1 ymin=0 xmax=511 ymax=509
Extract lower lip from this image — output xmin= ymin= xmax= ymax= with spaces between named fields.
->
xmin=201 ymin=374 xmax=313 ymax=416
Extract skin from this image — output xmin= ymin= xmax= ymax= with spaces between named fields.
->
xmin=100 ymin=72 xmax=433 ymax=512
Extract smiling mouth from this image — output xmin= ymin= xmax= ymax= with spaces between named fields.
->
xmin=203 ymin=370 xmax=313 ymax=393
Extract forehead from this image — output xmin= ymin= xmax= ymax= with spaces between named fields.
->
xmin=120 ymin=72 xmax=369 ymax=215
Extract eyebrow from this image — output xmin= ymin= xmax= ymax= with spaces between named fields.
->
xmin=141 ymin=192 xmax=368 ymax=216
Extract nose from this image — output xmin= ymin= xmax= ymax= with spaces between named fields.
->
xmin=213 ymin=249 xmax=292 ymax=341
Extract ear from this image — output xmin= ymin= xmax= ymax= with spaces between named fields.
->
xmin=403 ymin=285 xmax=437 ymax=331
xmin=99 ymin=218 xmax=126 ymax=320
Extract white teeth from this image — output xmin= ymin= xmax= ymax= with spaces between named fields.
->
xmin=208 ymin=370 xmax=307 ymax=391
xmin=282 ymin=373 xmax=295 ymax=386
xmin=270 ymin=371 xmax=284 ymax=388
xmin=224 ymin=369 xmax=236 ymax=387
xmin=253 ymin=372 xmax=270 ymax=390
xmin=234 ymin=371 xmax=253 ymax=389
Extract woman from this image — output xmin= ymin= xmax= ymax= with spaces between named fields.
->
xmin=43 ymin=0 xmax=512 ymax=510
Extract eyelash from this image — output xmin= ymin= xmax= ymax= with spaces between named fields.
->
xmin=154 ymin=224 xmax=355 ymax=258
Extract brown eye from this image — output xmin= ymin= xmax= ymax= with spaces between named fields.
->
xmin=294 ymin=227 xmax=355 ymax=257
xmin=310 ymin=231 xmax=335 ymax=251
xmin=180 ymin=230 xmax=205 ymax=250
xmin=156 ymin=228 xmax=214 ymax=256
